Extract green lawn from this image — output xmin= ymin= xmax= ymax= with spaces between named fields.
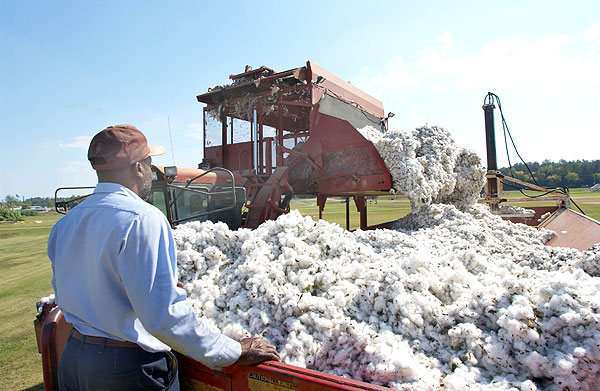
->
xmin=0 ymin=213 xmax=59 ymax=391
xmin=290 ymin=196 xmax=412 ymax=230
xmin=1 ymin=189 xmax=598 ymax=390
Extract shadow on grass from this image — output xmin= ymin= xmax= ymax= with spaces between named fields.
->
xmin=22 ymin=384 xmax=44 ymax=391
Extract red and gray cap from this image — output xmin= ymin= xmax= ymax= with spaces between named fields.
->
xmin=88 ymin=124 xmax=166 ymax=171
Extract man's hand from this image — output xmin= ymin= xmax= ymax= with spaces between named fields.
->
xmin=235 ymin=337 xmax=280 ymax=365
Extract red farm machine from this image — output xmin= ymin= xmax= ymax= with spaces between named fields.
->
xmin=197 ymin=61 xmax=393 ymax=230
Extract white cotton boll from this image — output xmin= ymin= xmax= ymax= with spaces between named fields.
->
xmin=521 ymin=351 xmax=549 ymax=378
xmin=222 ymin=323 xmax=248 ymax=340
xmin=203 ymin=301 xmax=216 ymax=318
xmin=572 ymin=346 xmax=586 ymax=358
xmin=520 ymin=379 xmax=537 ymax=391
xmin=333 ymin=292 xmax=346 ymax=307
xmin=555 ymin=354 xmax=575 ymax=374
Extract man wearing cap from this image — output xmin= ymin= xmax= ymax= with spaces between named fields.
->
xmin=48 ymin=125 xmax=279 ymax=390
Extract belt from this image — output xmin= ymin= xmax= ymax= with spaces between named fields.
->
xmin=70 ymin=328 xmax=140 ymax=348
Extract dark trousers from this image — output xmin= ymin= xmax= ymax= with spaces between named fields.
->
xmin=58 ymin=332 xmax=179 ymax=391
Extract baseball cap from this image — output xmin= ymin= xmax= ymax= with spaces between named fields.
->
xmin=88 ymin=124 xmax=166 ymax=171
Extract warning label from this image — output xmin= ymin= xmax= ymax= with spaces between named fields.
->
xmin=248 ymin=372 xmax=295 ymax=391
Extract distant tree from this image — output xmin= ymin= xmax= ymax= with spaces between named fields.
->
xmin=26 ymin=196 xmax=53 ymax=207
xmin=547 ymin=174 xmax=562 ymax=187
xmin=512 ymin=170 xmax=526 ymax=181
xmin=565 ymin=172 xmax=580 ymax=187
xmin=499 ymin=159 xmax=599 ymax=188
xmin=4 ymin=195 xmax=19 ymax=206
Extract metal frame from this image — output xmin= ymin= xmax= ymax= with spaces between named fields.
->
xmin=482 ymin=102 xmax=570 ymax=215
xmin=54 ymin=186 xmax=95 ymax=214
xmin=166 ymin=167 xmax=238 ymax=225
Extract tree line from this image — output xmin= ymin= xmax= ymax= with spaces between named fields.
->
xmin=498 ymin=160 xmax=600 ymax=189
xmin=2 ymin=195 xmax=84 ymax=209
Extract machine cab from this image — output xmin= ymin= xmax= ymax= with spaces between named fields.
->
xmin=150 ymin=165 xmax=246 ymax=229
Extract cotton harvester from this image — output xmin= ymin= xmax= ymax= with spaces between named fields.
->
xmin=196 ymin=61 xmax=394 ymax=230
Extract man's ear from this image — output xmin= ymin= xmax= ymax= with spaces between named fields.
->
xmin=134 ymin=162 xmax=145 ymax=178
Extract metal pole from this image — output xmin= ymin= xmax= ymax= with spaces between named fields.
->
xmin=253 ymin=109 xmax=258 ymax=172
xmin=483 ymin=103 xmax=499 ymax=211
xmin=345 ymin=197 xmax=350 ymax=230
xmin=221 ymin=115 xmax=227 ymax=167
xmin=258 ymin=107 xmax=264 ymax=174
xmin=483 ymin=103 xmax=497 ymax=171
xmin=202 ymin=108 xmax=206 ymax=163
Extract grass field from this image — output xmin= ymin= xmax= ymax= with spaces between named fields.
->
xmin=290 ymin=196 xmax=413 ymax=230
xmin=1 ymin=213 xmax=59 ymax=391
xmin=1 ymin=189 xmax=598 ymax=390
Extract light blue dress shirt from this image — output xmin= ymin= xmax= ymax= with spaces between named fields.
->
xmin=47 ymin=182 xmax=241 ymax=370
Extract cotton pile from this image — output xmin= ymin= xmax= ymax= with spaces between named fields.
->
xmin=174 ymin=205 xmax=600 ymax=390
xmin=174 ymin=124 xmax=598 ymax=390
xmin=358 ymin=125 xmax=485 ymax=211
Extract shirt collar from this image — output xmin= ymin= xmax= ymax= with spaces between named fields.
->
xmin=93 ymin=182 xmax=143 ymax=201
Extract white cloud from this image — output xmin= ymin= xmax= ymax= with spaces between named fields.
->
xmin=359 ymin=25 xmax=600 ymax=97
xmin=59 ymin=136 xmax=92 ymax=149
xmin=354 ymin=25 xmax=600 ymax=163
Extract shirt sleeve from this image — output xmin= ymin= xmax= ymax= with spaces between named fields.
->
xmin=117 ymin=211 xmax=241 ymax=369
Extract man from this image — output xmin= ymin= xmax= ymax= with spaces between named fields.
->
xmin=48 ymin=125 xmax=279 ymax=390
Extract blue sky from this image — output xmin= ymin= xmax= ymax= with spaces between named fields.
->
xmin=1 ymin=1 xmax=599 ymax=198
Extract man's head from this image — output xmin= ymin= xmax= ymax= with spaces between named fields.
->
xmin=88 ymin=125 xmax=166 ymax=200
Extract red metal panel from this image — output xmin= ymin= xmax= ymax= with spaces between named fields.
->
xmin=176 ymin=353 xmax=394 ymax=391
xmin=289 ymin=113 xmax=391 ymax=195
xmin=539 ymin=208 xmax=600 ymax=251
xmin=503 ymin=206 xmax=558 ymax=226
xmin=353 ymin=196 xmax=367 ymax=230
xmin=205 ymin=145 xmax=221 ymax=168
xmin=39 ymin=306 xmax=73 ymax=391
xmin=225 ymin=142 xmax=253 ymax=172
xmin=154 ymin=165 xmax=243 ymax=186
xmin=244 ymin=166 xmax=289 ymax=228
xmin=307 ymin=62 xmax=384 ymax=118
